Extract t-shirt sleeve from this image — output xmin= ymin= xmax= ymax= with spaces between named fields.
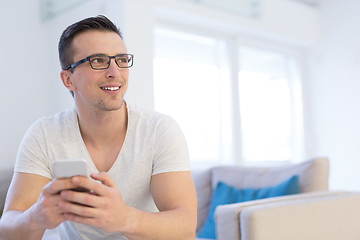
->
xmin=152 ymin=116 xmax=191 ymax=175
xmin=14 ymin=119 xmax=52 ymax=179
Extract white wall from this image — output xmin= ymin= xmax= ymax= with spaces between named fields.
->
xmin=0 ymin=1 xmax=50 ymax=170
xmin=306 ymin=0 xmax=360 ymax=191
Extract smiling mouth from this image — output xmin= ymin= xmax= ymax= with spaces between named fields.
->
xmin=100 ymin=86 xmax=120 ymax=91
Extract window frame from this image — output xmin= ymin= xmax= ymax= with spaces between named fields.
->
xmin=153 ymin=21 xmax=305 ymax=166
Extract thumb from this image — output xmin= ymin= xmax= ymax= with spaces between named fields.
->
xmin=90 ymin=172 xmax=116 ymax=188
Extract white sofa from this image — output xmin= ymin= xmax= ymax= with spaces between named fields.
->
xmin=2 ymin=159 xmax=360 ymax=240
xmin=222 ymin=191 xmax=360 ymax=240
xmin=192 ymin=157 xmax=360 ymax=240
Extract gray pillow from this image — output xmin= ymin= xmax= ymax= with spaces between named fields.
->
xmin=211 ymin=158 xmax=329 ymax=193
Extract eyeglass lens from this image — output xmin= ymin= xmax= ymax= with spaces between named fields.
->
xmin=89 ymin=54 xmax=132 ymax=69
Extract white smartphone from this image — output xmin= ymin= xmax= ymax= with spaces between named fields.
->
xmin=53 ymin=158 xmax=90 ymax=193
xmin=53 ymin=158 xmax=88 ymax=179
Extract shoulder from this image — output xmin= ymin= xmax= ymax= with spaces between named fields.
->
xmin=27 ymin=108 xmax=77 ymax=136
xmin=127 ymin=103 xmax=178 ymax=129
xmin=38 ymin=108 xmax=76 ymax=125
xmin=126 ymin=103 xmax=185 ymax=143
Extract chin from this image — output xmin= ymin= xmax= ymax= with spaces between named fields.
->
xmin=96 ymin=99 xmax=124 ymax=112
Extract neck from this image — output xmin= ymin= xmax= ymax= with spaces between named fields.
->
xmin=76 ymin=101 xmax=128 ymax=146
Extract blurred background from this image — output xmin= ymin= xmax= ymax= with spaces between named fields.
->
xmin=0 ymin=0 xmax=359 ymax=191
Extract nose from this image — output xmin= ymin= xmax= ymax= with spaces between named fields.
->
xmin=105 ymin=58 xmax=121 ymax=78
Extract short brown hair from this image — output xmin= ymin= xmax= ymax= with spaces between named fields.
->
xmin=58 ymin=15 xmax=123 ymax=71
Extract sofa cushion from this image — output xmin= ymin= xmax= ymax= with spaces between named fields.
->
xmin=192 ymin=158 xmax=329 ymax=236
xmin=211 ymin=158 xmax=328 ymax=193
xmin=192 ymin=168 xmax=212 ymax=232
xmin=197 ymin=175 xmax=299 ymax=239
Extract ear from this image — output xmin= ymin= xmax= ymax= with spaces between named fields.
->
xmin=60 ymin=70 xmax=76 ymax=91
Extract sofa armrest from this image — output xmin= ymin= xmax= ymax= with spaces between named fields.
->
xmin=241 ymin=192 xmax=360 ymax=240
xmin=214 ymin=191 xmax=347 ymax=240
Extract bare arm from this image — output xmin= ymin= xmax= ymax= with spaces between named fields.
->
xmin=0 ymin=172 xmax=77 ymax=240
xmin=58 ymin=171 xmax=197 ymax=239
xmin=129 ymin=171 xmax=197 ymax=239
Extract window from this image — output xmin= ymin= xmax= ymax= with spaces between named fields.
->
xmin=154 ymin=27 xmax=304 ymax=167
xmin=154 ymin=28 xmax=233 ymax=166
xmin=238 ymin=46 xmax=302 ymax=162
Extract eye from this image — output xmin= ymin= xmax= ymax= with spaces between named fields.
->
xmin=91 ymin=56 xmax=107 ymax=64
xmin=116 ymin=56 xmax=128 ymax=63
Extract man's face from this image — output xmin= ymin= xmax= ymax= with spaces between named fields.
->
xmin=64 ymin=30 xmax=129 ymax=113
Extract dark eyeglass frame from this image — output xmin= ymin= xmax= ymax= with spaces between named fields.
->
xmin=65 ymin=53 xmax=134 ymax=70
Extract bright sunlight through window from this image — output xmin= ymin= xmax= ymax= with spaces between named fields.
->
xmin=154 ymin=28 xmax=232 ymax=166
xmin=154 ymin=27 xmax=303 ymax=166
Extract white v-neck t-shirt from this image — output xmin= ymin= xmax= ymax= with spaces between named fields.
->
xmin=14 ymin=103 xmax=190 ymax=240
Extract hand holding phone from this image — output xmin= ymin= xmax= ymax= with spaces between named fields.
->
xmin=53 ymin=158 xmax=90 ymax=192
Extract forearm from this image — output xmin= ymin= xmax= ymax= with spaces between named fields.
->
xmin=121 ymin=172 xmax=197 ymax=240
xmin=0 ymin=209 xmax=46 ymax=240
xmin=122 ymin=207 xmax=196 ymax=240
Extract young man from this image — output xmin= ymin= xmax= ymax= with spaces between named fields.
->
xmin=0 ymin=15 xmax=197 ymax=240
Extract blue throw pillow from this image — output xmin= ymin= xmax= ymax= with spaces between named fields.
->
xmin=197 ymin=175 xmax=299 ymax=239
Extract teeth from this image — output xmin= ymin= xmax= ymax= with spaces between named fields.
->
xmin=101 ymin=86 xmax=120 ymax=91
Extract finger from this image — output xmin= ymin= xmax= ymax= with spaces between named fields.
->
xmin=63 ymin=212 xmax=98 ymax=226
xmin=39 ymin=192 xmax=64 ymax=215
xmin=90 ymin=172 xmax=116 ymax=188
xmin=71 ymin=176 xmax=107 ymax=196
xmin=58 ymin=198 xmax=97 ymax=218
xmin=44 ymin=178 xmax=77 ymax=195
xmin=60 ymin=190 xmax=102 ymax=208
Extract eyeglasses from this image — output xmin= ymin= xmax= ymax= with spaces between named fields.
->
xmin=65 ymin=53 xmax=134 ymax=70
